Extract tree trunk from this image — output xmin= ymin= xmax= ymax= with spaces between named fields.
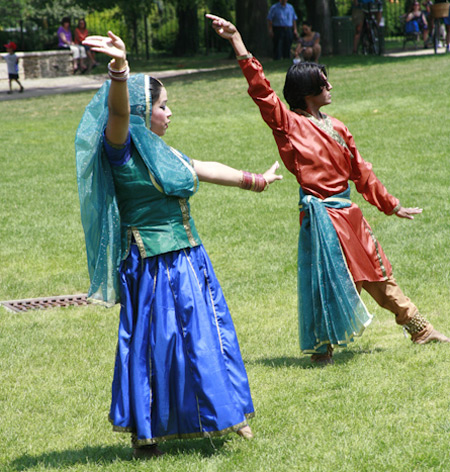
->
xmin=306 ymin=0 xmax=335 ymax=55
xmin=208 ymin=0 xmax=232 ymax=52
xmin=235 ymin=0 xmax=271 ymax=58
xmin=174 ymin=2 xmax=199 ymax=55
xmin=144 ymin=16 xmax=150 ymax=60
xmin=132 ymin=14 xmax=139 ymax=55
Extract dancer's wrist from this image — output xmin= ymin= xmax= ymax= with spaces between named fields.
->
xmin=239 ymin=171 xmax=268 ymax=192
xmin=109 ymin=57 xmax=127 ymax=71
xmin=108 ymin=59 xmax=129 ymax=81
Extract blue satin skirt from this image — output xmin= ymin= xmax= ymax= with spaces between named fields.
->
xmin=109 ymin=244 xmax=254 ymax=445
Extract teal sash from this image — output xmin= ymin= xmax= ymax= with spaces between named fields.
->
xmin=298 ymin=186 xmax=372 ymax=353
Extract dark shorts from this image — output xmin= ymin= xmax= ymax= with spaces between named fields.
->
xmin=8 ymin=73 xmax=19 ymax=80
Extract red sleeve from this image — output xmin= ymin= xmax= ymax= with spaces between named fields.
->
xmin=239 ymin=57 xmax=297 ymax=175
xmin=341 ymin=124 xmax=400 ymax=215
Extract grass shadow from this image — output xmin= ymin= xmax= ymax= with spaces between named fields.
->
xmin=162 ymin=437 xmax=230 ymax=457
xmin=251 ymin=347 xmax=386 ymax=369
xmin=8 ymin=438 xmax=231 ymax=470
xmin=9 ymin=445 xmax=132 ymax=470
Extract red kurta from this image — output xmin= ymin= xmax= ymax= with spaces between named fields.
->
xmin=240 ymin=57 xmax=400 ymax=282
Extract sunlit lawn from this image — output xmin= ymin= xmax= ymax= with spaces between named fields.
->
xmin=1 ymin=52 xmax=450 ymax=471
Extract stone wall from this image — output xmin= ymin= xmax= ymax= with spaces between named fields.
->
xmin=0 ymin=50 xmax=73 ymax=79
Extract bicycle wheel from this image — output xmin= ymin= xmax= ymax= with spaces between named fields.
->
xmin=368 ymin=22 xmax=380 ymax=55
xmin=360 ymin=22 xmax=370 ymax=55
xmin=433 ymin=18 xmax=440 ymax=54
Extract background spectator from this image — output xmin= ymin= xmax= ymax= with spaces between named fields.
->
xmin=74 ymin=19 xmax=99 ymax=70
xmin=405 ymin=1 xmax=429 ymax=46
xmin=267 ymin=0 xmax=299 ymax=60
xmin=57 ymin=17 xmax=87 ymax=74
xmin=2 ymin=41 xmax=24 ymax=94
xmin=294 ymin=21 xmax=321 ymax=62
xmin=443 ymin=5 xmax=450 ymax=52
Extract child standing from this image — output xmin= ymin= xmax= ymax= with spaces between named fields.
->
xmin=2 ymin=42 xmax=24 ymax=94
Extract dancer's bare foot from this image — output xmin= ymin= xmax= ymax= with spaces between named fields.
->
xmin=237 ymin=425 xmax=254 ymax=439
xmin=132 ymin=444 xmax=165 ymax=459
xmin=413 ymin=329 xmax=450 ymax=345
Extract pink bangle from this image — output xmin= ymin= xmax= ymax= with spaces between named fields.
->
xmin=239 ymin=171 xmax=268 ymax=192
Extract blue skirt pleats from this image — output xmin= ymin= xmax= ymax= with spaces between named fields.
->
xmin=109 ymin=244 xmax=254 ymax=445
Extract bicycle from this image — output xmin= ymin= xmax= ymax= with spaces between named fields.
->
xmin=430 ymin=2 xmax=450 ymax=54
xmin=359 ymin=1 xmax=382 ymax=55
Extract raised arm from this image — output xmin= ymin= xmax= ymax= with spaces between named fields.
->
xmin=206 ymin=14 xmax=295 ymax=173
xmin=205 ymin=14 xmax=249 ymax=57
xmin=82 ymin=31 xmax=129 ymax=145
xmin=206 ymin=13 xmax=290 ymax=129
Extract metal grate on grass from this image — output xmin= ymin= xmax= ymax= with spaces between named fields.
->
xmin=0 ymin=294 xmax=88 ymax=313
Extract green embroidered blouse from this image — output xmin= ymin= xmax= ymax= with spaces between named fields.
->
xmin=108 ymin=140 xmax=201 ymax=259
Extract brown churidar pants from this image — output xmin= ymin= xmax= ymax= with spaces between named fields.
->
xmin=355 ymin=277 xmax=433 ymax=341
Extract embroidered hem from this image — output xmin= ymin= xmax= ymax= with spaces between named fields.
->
xmin=108 ymin=412 xmax=255 ymax=445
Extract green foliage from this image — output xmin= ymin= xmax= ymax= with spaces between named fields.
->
xmin=1 ymin=53 xmax=450 ymax=471
xmin=207 ymin=0 xmax=233 ymax=17
xmin=148 ymin=2 xmax=178 ymax=53
xmin=383 ymin=1 xmax=410 ymax=37
xmin=384 ymin=1 xmax=406 ymax=37
xmin=336 ymin=0 xmax=353 ymax=16
xmin=0 ymin=0 xmax=28 ymax=24
xmin=85 ymin=8 xmax=127 ymax=40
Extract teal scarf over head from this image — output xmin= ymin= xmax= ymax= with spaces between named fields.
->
xmin=298 ymin=186 xmax=372 ymax=353
xmin=75 ymin=74 xmax=198 ymax=306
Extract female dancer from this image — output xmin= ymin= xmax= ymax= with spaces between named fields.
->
xmin=75 ymin=31 xmax=281 ymax=458
xmin=207 ymin=14 xmax=449 ymax=365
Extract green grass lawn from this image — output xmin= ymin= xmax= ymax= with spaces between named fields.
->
xmin=1 ymin=53 xmax=450 ymax=471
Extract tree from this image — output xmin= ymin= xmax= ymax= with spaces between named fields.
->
xmin=206 ymin=0 xmax=233 ymax=52
xmin=115 ymin=0 xmax=152 ymax=55
xmin=235 ymin=0 xmax=271 ymax=58
xmin=0 ymin=0 xmax=27 ymax=25
xmin=173 ymin=0 xmax=199 ymax=55
xmin=304 ymin=0 xmax=337 ymax=55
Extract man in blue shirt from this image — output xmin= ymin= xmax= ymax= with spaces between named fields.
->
xmin=267 ymin=0 xmax=299 ymax=60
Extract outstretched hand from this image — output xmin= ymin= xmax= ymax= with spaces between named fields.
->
xmin=82 ymin=31 xmax=126 ymax=61
xmin=205 ymin=14 xmax=238 ymax=40
xmin=395 ymin=206 xmax=422 ymax=220
xmin=263 ymin=161 xmax=283 ymax=185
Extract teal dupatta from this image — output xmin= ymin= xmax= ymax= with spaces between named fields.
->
xmin=298 ymin=186 xmax=372 ymax=353
xmin=75 ymin=74 xmax=198 ymax=307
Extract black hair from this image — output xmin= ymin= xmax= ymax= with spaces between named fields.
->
xmin=283 ymin=62 xmax=328 ymax=111
xmin=302 ymin=20 xmax=313 ymax=28
xmin=149 ymin=77 xmax=164 ymax=104
xmin=61 ymin=17 xmax=71 ymax=25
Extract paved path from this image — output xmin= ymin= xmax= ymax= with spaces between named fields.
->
xmin=0 ymin=65 xmax=237 ymax=101
xmin=1 ymin=47 xmax=447 ymax=102
xmin=384 ymin=45 xmax=448 ymax=57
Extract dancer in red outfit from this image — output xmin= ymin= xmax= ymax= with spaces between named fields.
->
xmin=207 ymin=14 xmax=450 ymax=364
